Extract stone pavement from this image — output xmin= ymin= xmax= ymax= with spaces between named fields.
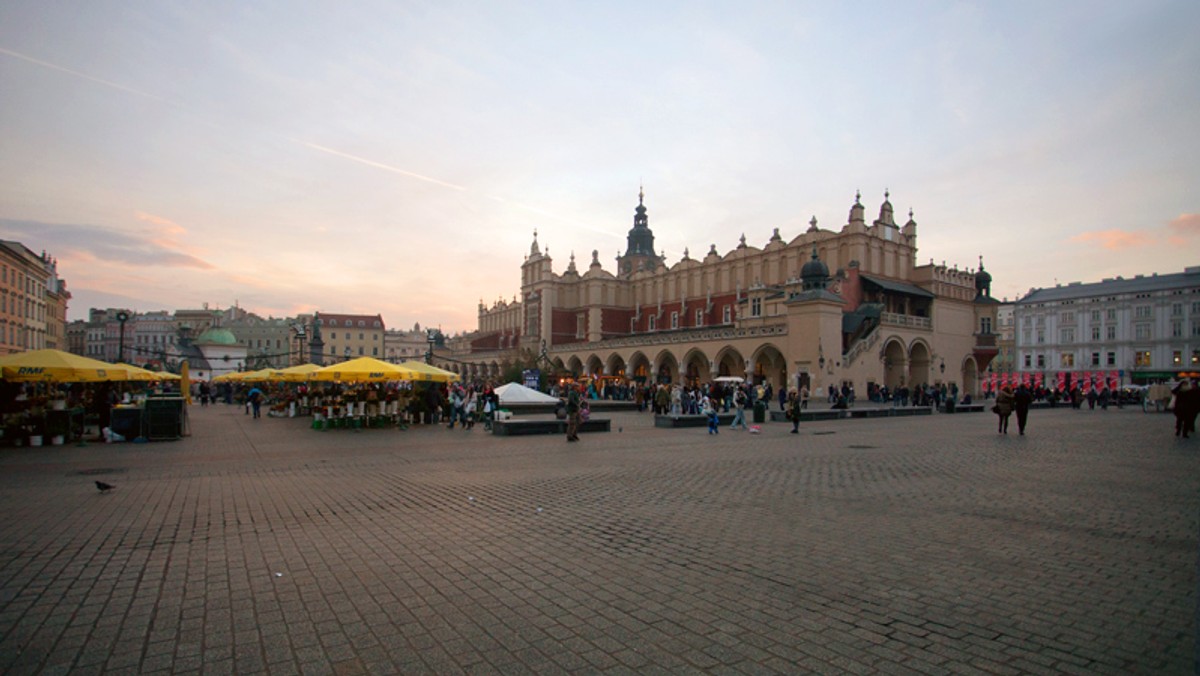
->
xmin=0 ymin=403 xmax=1195 ymax=674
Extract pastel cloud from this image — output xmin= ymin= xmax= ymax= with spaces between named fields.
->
xmin=1068 ymin=229 xmax=1153 ymax=251
xmin=1167 ymin=213 xmax=1200 ymax=244
xmin=0 ymin=218 xmax=214 ymax=269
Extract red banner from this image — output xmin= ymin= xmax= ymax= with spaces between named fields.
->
xmin=1034 ymin=372 xmax=1044 ymax=388
xmin=1108 ymin=371 xmax=1119 ymax=390
xmin=1056 ymin=371 xmax=1067 ymax=390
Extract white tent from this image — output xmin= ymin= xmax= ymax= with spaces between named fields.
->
xmin=495 ymin=382 xmax=560 ymax=404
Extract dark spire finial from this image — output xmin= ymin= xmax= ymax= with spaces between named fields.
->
xmin=855 ymin=189 xmax=861 ymax=204
xmin=978 ymin=255 xmax=984 ymax=270
xmin=884 ymin=188 xmax=890 ymax=200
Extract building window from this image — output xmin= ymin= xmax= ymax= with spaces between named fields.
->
xmin=723 ymin=306 xmax=732 ymax=323
xmin=373 ymin=347 xmax=378 ymax=356
xmin=1134 ymin=350 xmax=1151 ymax=367
xmin=1091 ymin=310 xmax=1100 ymax=322
xmin=1134 ymin=305 xmax=1152 ymax=319
xmin=1061 ymin=311 xmax=1074 ymax=323
xmin=980 ymin=317 xmax=992 ymax=334
xmin=1036 ymin=315 xmax=1045 ymax=327
xmin=1192 ymin=350 xmax=1200 ymax=365
xmin=359 ymin=332 xmax=364 ymax=340
xmin=1107 ymin=325 xmax=1116 ymax=340
xmin=330 ymin=332 xmax=336 ymax=340
xmin=1091 ymin=352 xmax=1100 ymax=366
xmin=648 ymin=316 xmax=657 ymax=331
xmin=1106 ymin=352 xmax=1115 ymax=366
xmin=358 ymin=346 xmax=364 ymax=355
xmin=1061 ymin=353 xmax=1074 ymax=367
xmin=1106 ymin=309 xmax=1116 ymax=321
xmin=1172 ymin=321 xmax=1183 ymax=338
xmin=1023 ymin=354 xmax=1031 ymax=368
xmin=695 ymin=309 xmax=704 ymax=327
xmin=1134 ymin=324 xmax=1151 ymax=340
xmin=1036 ymin=354 xmax=1045 ymax=368
xmin=576 ymin=314 xmax=585 ymax=339
xmin=1061 ymin=328 xmax=1074 ymax=343
xmin=1173 ymin=350 xmax=1182 ymax=365
xmin=670 ymin=311 xmax=679 ymax=329
xmin=1022 ymin=330 xmax=1031 ymax=345
xmin=1172 ymin=303 xmax=1183 ymax=317
xmin=1036 ymin=330 xmax=1044 ymax=344
xmin=1194 ymin=320 xmax=1200 ymax=337
xmin=750 ymin=298 xmax=762 ymax=317
xmin=1091 ymin=326 xmax=1100 ymax=341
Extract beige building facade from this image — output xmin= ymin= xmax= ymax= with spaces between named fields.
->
xmin=450 ymin=190 xmax=1000 ymax=397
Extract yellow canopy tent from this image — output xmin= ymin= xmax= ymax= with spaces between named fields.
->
xmin=311 ymin=357 xmax=422 ymax=383
xmin=0 ymin=349 xmax=129 ymax=382
xmin=113 ymin=363 xmax=161 ymax=381
xmin=397 ymin=360 xmax=461 ymax=383
xmin=267 ymin=363 xmax=322 ymax=382
xmin=154 ymin=371 xmax=182 ymax=381
xmin=231 ymin=369 xmax=273 ymax=383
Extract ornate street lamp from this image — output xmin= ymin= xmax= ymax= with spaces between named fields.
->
xmin=115 ymin=311 xmax=130 ymax=363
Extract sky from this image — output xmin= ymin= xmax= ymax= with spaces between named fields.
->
xmin=2 ymin=1 xmax=1198 ymax=333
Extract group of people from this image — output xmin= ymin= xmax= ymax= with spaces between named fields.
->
xmin=992 ymin=384 xmax=1034 ymax=435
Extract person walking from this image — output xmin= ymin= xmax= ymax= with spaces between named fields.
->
xmin=994 ymin=385 xmax=1015 ymax=434
xmin=703 ymin=394 xmax=719 ymax=434
xmin=787 ymin=389 xmax=802 ymax=434
xmin=566 ymin=383 xmax=582 ymax=442
xmin=1014 ymin=383 xmax=1033 ymax=435
xmin=247 ymin=386 xmax=264 ymax=419
xmin=729 ymin=387 xmax=748 ymax=430
xmin=1173 ymin=379 xmax=1198 ymax=439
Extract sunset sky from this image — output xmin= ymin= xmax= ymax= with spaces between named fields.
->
xmin=2 ymin=1 xmax=1197 ymax=333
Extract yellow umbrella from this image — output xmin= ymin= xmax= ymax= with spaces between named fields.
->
xmin=0 ymin=349 xmax=128 ymax=382
xmin=398 ymin=360 xmax=461 ymax=382
xmin=311 ymin=357 xmax=421 ymax=383
xmin=113 ymin=363 xmax=160 ymax=381
xmin=231 ymin=368 xmax=273 ymax=382
xmin=267 ymin=363 xmax=322 ymax=382
xmin=154 ymin=371 xmax=182 ymax=381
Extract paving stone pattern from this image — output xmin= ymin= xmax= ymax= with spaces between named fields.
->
xmin=0 ymin=404 xmax=1195 ymax=674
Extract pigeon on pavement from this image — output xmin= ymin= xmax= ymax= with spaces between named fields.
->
xmin=95 ymin=481 xmax=114 ymax=493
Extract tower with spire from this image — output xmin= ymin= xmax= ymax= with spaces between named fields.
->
xmin=618 ymin=187 xmax=658 ymax=276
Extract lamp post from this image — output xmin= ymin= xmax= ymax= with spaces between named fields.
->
xmin=115 ymin=311 xmax=129 ymax=363
xmin=344 ymin=346 xmax=351 ymax=362
xmin=426 ymin=329 xmax=436 ymax=365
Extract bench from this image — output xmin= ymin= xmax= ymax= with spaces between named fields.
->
xmin=768 ymin=409 xmax=844 ymax=423
xmin=941 ymin=403 xmax=985 ymax=414
xmin=654 ymin=413 xmax=737 ymax=428
xmin=491 ymin=418 xmax=611 ymax=436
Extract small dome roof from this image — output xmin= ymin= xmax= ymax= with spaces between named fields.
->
xmin=801 ymin=249 xmax=829 ymax=279
xmin=196 ymin=327 xmax=238 ymax=345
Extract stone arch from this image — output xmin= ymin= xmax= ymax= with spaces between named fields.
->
xmin=750 ymin=343 xmax=787 ymax=389
xmin=628 ymin=351 xmax=651 ymax=383
xmin=566 ymin=355 xmax=583 ymax=377
xmin=908 ymin=339 xmax=932 ymax=388
xmin=585 ymin=354 xmax=604 ymax=377
xmin=961 ymin=355 xmax=978 ymax=398
xmin=681 ymin=348 xmax=710 ymax=385
xmin=653 ymin=349 xmax=679 ymax=384
xmin=714 ymin=346 xmax=745 ymax=378
xmin=606 ymin=353 xmax=627 ymax=379
xmin=881 ymin=336 xmax=907 ymax=389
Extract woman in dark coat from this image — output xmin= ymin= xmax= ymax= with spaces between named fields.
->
xmin=1014 ymin=384 xmax=1033 ymax=435
xmin=994 ymin=385 xmax=1015 ymax=434
xmin=1173 ymin=380 xmax=1198 ymax=439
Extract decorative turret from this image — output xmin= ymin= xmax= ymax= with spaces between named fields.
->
xmin=902 ymin=208 xmax=918 ymax=246
xmin=529 ymin=229 xmax=541 ymax=257
xmin=975 ymin=255 xmax=993 ymax=299
xmin=800 ymin=247 xmax=830 ymax=291
xmin=875 ymin=189 xmax=895 ymax=226
xmin=848 ymin=190 xmax=866 ymax=227
xmin=807 ymin=215 xmax=819 ymax=233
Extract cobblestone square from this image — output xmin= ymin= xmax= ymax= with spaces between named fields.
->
xmin=0 ymin=404 xmax=1195 ymax=674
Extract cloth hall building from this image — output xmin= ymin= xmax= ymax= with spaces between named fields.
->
xmin=449 ymin=190 xmax=1000 ymax=397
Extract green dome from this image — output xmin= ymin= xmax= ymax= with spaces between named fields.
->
xmin=196 ymin=327 xmax=238 ymax=345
